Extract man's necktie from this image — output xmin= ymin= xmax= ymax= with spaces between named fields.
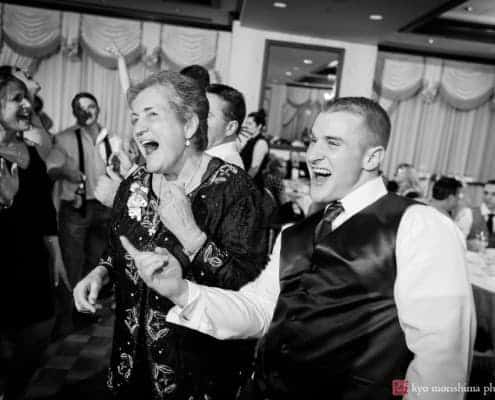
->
xmin=314 ymin=200 xmax=344 ymax=242
xmin=488 ymin=213 xmax=495 ymax=235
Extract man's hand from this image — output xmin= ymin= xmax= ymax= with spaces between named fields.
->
xmin=120 ymin=236 xmax=188 ymax=306
xmin=0 ymin=159 xmax=19 ymax=206
xmin=73 ymin=267 xmax=107 ymax=313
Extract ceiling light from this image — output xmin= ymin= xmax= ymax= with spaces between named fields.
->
xmin=273 ymin=2 xmax=287 ymax=8
xmin=293 ymin=66 xmax=299 ymax=70
xmin=303 ymin=59 xmax=313 ymax=65
xmin=285 ymin=71 xmax=292 ymax=76
xmin=369 ymin=14 xmax=383 ymax=21
xmin=428 ymin=38 xmax=435 ymax=44
xmin=323 ymin=92 xmax=333 ymax=101
xmin=464 ymin=5 xmax=473 ymax=12
xmin=329 ymin=60 xmax=338 ymax=67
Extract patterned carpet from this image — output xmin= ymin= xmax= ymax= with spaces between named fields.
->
xmin=25 ymin=307 xmax=114 ymax=400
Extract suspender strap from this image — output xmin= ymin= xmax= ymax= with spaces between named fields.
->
xmin=75 ymin=128 xmax=85 ymax=174
xmin=103 ymin=135 xmax=112 ymax=163
xmin=74 ymin=128 xmax=87 ymax=215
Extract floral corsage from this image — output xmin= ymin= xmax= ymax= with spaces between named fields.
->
xmin=127 ymin=182 xmax=149 ymax=222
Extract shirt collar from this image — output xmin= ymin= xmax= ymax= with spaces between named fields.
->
xmin=207 ymin=141 xmax=237 ymax=156
xmin=481 ymin=203 xmax=495 ymax=217
xmin=337 ymin=177 xmax=388 ymax=222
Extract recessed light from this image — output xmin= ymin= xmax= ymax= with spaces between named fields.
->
xmin=285 ymin=71 xmax=292 ymax=76
xmin=428 ymin=38 xmax=435 ymax=44
xmin=303 ymin=59 xmax=313 ymax=65
xmin=329 ymin=60 xmax=338 ymax=67
xmin=464 ymin=5 xmax=473 ymax=12
xmin=369 ymin=14 xmax=383 ymax=21
xmin=273 ymin=2 xmax=287 ymax=8
xmin=293 ymin=66 xmax=299 ymax=70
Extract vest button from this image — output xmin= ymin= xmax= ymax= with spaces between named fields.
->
xmin=310 ymin=264 xmax=318 ymax=272
xmin=280 ymin=344 xmax=289 ymax=354
xmin=289 ymin=314 xmax=297 ymax=322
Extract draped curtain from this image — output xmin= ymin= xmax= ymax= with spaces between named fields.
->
xmin=0 ymin=3 xmax=232 ymax=137
xmin=374 ymin=52 xmax=495 ymax=181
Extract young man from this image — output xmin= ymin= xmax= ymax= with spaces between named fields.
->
xmin=430 ymin=176 xmax=463 ymax=217
xmin=461 ymin=180 xmax=495 ymax=248
xmin=205 ymin=83 xmax=245 ymax=169
xmin=82 ymin=97 xmax=474 ymax=400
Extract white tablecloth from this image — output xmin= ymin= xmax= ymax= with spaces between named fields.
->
xmin=467 ymin=249 xmax=495 ymax=293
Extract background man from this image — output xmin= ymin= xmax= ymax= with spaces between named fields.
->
xmin=430 ymin=176 xmax=463 ymax=218
xmin=205 ymin=83 xmax=246 ymax=168
xmin=50 ymin=92 xmax=120 ymax=334
xmin=461 ymin=180 xmax=495 ymax=249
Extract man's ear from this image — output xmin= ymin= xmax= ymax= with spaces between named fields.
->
xmin=184 ymin=113 xmax=199 ymax=141
xmin=225 ymin=120 xmax=238 ymax=137
xmin=362 ymin=145 xmax=385 ymax=172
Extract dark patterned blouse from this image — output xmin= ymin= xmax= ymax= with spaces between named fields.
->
xmin=100 ymin=157 xmax=268 ymax=399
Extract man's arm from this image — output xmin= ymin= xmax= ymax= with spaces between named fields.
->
xmin=395 ymin=205 xmax=476 ymax=399
xmin=164 ymin=234 xmax=282 ymax=339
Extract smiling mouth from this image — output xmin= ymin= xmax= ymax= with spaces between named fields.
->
xmin=311 ymin=167 xmax=332 ymax=179
xmin=141 ymin=140 xmax=159 ymax=156
xmin=16 ymin=107 xmax=32 ymax=122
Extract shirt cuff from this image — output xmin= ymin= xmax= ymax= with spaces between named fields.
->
xmin=167 ymin=281 xmax=206 ymax=328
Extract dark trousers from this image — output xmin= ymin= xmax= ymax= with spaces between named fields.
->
xmin=55 ymin=200 xmax=111 ymax=335
xmin=0 ymin=318 xmax=55 ymax=400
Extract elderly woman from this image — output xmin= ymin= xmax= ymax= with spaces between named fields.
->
xmin=0 ymin=71 xmax=68 ymax=399
xmin=74 ymin=71 xmax=268 ymax=399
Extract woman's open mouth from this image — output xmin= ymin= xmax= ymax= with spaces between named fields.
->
xmin=141 ymin=139 xmax=159 ymax=156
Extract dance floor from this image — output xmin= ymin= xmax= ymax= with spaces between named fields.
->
xmin=25 ymin=306 xmax=114 ymax=400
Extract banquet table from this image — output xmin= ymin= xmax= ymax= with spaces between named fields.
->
xmin=467 ymin=249 xmax=495 ymax=350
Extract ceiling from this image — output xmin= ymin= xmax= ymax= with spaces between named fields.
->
xmin=7 ymin=0 xmax=495 ymax=62
xmin=242 ymin=0 xmax=495 ymax=62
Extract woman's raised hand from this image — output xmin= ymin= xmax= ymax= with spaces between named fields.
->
xmin=156 ymin=177 xmax=205 ymax=253
xmin=0 ymin=158 xmax=19 ymax=207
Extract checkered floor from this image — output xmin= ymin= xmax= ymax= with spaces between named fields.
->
xmin=25 ymin=308 xmax=114 ymax=400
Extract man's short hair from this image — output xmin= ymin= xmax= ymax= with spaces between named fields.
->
xmin=206 ymin=83 xmax=246 ymax=135
xmin=71 ymin=92 xmax=99 ymax=114
xmin=127 ymin=70 xmax=209 ymax=151
xmin=325 ymin=97 xmax=391 ymax=149
xmin=432 ymin=177 xmax=462 ymax=201
xmin=180 ymin=65 xmax=210 ymax=91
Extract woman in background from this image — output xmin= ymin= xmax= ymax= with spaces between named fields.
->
xmin=239 ymin=109 xmax=270 ymax=188
xmin=0 ymin=70 xmax=68 ymax=400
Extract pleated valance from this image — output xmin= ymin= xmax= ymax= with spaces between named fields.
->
xmin=0 ymin=3 xmax=221 ymax=71
xmin=374 ymin=52 xmax=495 ymax=111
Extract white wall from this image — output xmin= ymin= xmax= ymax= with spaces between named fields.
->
xmin=227 ymin=21 xmax=378 ymax=113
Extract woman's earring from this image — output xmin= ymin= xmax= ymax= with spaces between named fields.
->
xmin=185 ymin=139 xmax=191 ymax=147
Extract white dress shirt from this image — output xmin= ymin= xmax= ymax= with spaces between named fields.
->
xmin=167 ymin=177 xmax=476 ymax=399
xmin=206 ymin=141 xmax=244 ymax=169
